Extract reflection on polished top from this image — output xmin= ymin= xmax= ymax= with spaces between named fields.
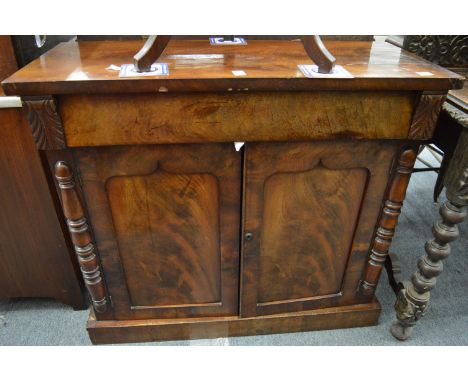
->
xmin=1 ymin=39 xmax=464 ymax=95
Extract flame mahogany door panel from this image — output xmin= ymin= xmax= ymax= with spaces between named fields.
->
xmin=74 ymin=143 xmax=241 ymax=320
xmin=240 ymin=141 xmax=400 ymax=317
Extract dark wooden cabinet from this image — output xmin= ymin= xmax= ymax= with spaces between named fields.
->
xmin=74 ymin=144 xmax=241 ymax=319
xmin=0 ymin=36 xmax=85 ymax=309
xmin=241 ymin=141 xmax=400 ymax=317
xmin=2 ymin=38 xmax=462 ymax=343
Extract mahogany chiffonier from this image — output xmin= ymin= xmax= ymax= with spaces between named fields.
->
xmin=2 ymin=38 xmax=463 ymax=344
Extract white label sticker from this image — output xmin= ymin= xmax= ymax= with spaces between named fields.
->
xmin=119 ymin=63 xmax=169 ymax=78
xmin=210 ymin=37 xmax=247 ymax=45
xmin=416 ymin=71 xmax=435 ymax=76
xmin=232 ymin=70 xmax=247 ymax=76
xmin=298 ymin=64 xmax=354 ymax=78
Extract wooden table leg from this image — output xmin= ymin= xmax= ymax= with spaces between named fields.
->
xmin=391 ymin=129 xmax=468 ymax=340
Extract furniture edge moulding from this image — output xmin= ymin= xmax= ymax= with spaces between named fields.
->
xmin=22 ymin=95 xmax=67 ymax=150
xmin=54 ymin=161 xmax=109 ymax=315
xmin=359 ymin=147 xmax=418 ymax=295
xmin=408 ymin=91 xmax=448 ymax=140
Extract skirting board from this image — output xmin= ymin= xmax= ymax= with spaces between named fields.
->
xmin=87 ymin=300 xmax=381 ymax=344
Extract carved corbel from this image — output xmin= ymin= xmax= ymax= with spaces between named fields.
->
xmin=408 ymin=92 xmax=447 ymax=140
xmin=23 ymin=96 xmax=66 ymax=150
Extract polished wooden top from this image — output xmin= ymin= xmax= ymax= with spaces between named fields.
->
xmin=2 ymin=39 xmax=464 ymax=96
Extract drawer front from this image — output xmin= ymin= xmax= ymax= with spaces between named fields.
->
xmin=75 ymin=143 xmax=241 ymax=320
xmin=59 ymin=91 xmax=416 ymax=147
xmin=240 ymin=140 xmax=400 ymax=317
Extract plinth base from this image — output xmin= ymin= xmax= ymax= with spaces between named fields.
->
xmin=87 ymin=300 xmax=381 ymax=344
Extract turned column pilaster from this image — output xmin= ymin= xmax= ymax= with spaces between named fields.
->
xmin=54 ymin=161 xmax=108 ymax=313
xmin=360 ymin=148 xmax=418 ymax=295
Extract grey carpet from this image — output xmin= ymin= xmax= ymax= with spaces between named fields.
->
xmin=1 ymin=149 xmax=467 ymax=345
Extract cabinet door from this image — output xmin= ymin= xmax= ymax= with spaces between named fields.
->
xmin=75 ymin=143 xmax=241 ymax=320
xmin=240 ymin=141 xmax=399 ymax=317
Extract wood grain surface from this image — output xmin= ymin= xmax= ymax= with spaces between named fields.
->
xmin=0 ymin=107 xmax=84 ymax=308
xmin=107 ymin=170 xmax=221 ymax=308
xmin=0 ymin=36 xmax=17 ymax=96
xmin=2 ymin=39 xmax=463 ymax=95
xmin=258 ymin=166 xmax=367 ymax=303
xmin=87 ymin=300 xmax=381 ymax=344
xmin=59 ymin=91 xmax=416 ymax=147
xmin=74 ymin=143 xmax=241 ymax=320
xmin=240 ymin=141 xmax=400 ymax=317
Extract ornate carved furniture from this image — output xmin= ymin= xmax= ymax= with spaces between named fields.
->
xmin=2 ymin=37 xmax=462 ymax=344
xmin=383 ymin=35 xmax=467 ymax=340
xmin=387 ymin=35 xmax=468 ymax=201
xmin=0 ymin=36 xmax=85 ymax=309
xmin=402 ymin=36 xmax=467 ymax=71
xmin=391 ymin=83 xmax=468 ymax=341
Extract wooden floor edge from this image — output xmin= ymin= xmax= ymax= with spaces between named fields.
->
xmin=87 ymin=301 xmax=381 ymax=344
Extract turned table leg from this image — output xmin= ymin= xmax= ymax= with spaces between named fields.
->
xmin=390 ymin=197 xmax=466 ymax=340
xmin=391 ymin=128 xmax=468 ymax=340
